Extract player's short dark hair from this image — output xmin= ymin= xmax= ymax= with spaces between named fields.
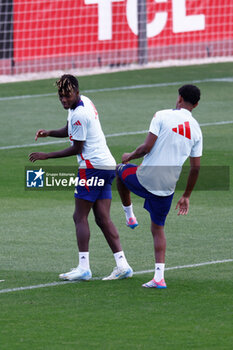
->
xmin=178 ymin=84 xmax=201 ymax=105
xmin=56 ymin=74 xmax=79 ymax=96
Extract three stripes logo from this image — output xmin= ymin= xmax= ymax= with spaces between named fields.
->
xmin=74 ymin=120 xmax=82 ymax=126
xmin=172 ymin=121 xmax=191 ymax=139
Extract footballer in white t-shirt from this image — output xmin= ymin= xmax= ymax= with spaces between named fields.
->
xmin=29 ymin=75 xmax=132 ymax=282
xmin=116 ymin=84 xmax=202 ymax=289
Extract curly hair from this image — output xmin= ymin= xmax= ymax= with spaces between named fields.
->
xmin=56 ymin=74 xmax=79 ymax=96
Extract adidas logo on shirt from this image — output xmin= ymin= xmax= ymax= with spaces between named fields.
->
xmin=74 ymin=120 xmax=82 ymax=126
xmin=172 ymin=121 xmax=191 ymax=139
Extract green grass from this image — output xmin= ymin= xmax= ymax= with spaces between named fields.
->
xmin=0 ymin=62 xmax=233 ymax=349
xmin=1 ymin=265 xmax=232 ymax=350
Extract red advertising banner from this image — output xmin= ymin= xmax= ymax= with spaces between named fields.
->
xmin=11 ymin=0 xmax=233 ymax=70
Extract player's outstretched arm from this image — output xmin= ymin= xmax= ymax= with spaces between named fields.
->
xmin=29 ymin=140 xmax=84 ymax=162
xmin=176 ymin=156 xmax=200 ymax=215
xmin=35 ymin=123 xmax=68 ymax=141
xmin=122 ymin=132 xmax=158 ymax=163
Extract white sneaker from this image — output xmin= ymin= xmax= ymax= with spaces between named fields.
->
xmin=59 ymin=266 xmax=92 ymax=281
xmin=102 ymin=266 xmax=133 ymax=280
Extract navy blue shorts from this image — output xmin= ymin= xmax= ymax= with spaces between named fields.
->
xmin=74 ymin=168 xmax=115 ymax=202
xmin=117 ymin=164 xmax=174 ymax=226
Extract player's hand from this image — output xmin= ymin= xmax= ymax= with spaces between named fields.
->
xmin=29 ymin=152 xmax=48 ymax=162
xmin=175 ymin=196 xmax=190 ymax=216
xmin=35 ymin=129 xmax=50 ymax=141
xmin=122 ymin=153 xmax=131 ymax=164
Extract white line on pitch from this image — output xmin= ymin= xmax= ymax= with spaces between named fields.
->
xmin=0 ymin=77 xmax=232 ymax=101
xmin=0 ymin=259 xmax=232 ymax=294
xmin=0 ymin=120 xmax=233 ymax=151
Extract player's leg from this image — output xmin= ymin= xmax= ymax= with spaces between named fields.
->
xmin=59 ymin=198 xmax=93 ymax=281
xmin=151 ymin=221 xmax=166 ymax=264
xmin=116 ymin=167 xmax=132 ymax=206
xmin=116 ymin=164 xmax=138 ymax=229
xmin=93 ymin=198 xmax=133 ymax=280
xmin=73 ymin=198 xmax=93 ymax=251
xmin=151 ymin=221 xmax=167 ymax=286
xmin=93 ymin=198 xmax=121 ymax=253
xmin=142 ymin=221 xmax=167 ymax=289
xmin=142 ymin=195 xmax=173 ymax=289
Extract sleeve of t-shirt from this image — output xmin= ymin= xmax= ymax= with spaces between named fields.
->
xmin=190 ymin=133 xmax=203 ymax=157
xmin=149 ymin=112 xmax=161 ymax=136
xmin=70 ymin=111 xmax=88 ymax=141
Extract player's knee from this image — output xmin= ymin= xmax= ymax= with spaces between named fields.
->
xmin=116 ymin=163 xmax=121 ymax=171
xmin=116 ymin=163 xmax=124 ymax=176
xmin=95 ymin=215 xmax=103 ymax=228
xmin=73 ymin=212 xmax=77 ymax=224
xmin=73 ymin=211 xmax=88 ymax=225
xmin=151 ymin=226 xmax=165 ymax=238
xmin=95 ymin=215 xmax=110 ymax=229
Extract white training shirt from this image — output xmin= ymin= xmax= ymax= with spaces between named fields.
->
xmin=136 ymin=108 xmax=203 ymax=196
xmin=67 ymin=95 xmax=116 ymax=169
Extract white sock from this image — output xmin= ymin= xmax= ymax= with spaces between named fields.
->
xmin=122 ymin=204 xmax=135 ymax=221
xmin=114 ymin=251 xmax=128 ymax=269
xmin=79 ymin=252 xmax=90 ymax=270
xmin=154 ymin=263 xmax=165 ymax=282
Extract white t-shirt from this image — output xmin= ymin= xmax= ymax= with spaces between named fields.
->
xmin=136 ymin=108 xmax=203 ymax=196
xmin=67 ymin=95 xmax=116 ymax=169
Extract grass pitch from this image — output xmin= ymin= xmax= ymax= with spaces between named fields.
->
xmin=0 ymin=62 xmax=233 ymax=349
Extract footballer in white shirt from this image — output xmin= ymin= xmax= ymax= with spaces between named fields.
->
xmin=116 ymin=84 xmax=202 ymax=289
xmin=29 ymin=74 xmax=133 ymax=282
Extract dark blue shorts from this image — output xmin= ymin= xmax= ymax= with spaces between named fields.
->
xmin=74 ymin=168 xmax=115 ymax=202
xmin=117 ymin=164 xmax=174 ymax=226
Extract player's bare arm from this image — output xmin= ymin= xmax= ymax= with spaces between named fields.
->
xmin=122 ymin=132 xmax=158 ymax=163
xmin=29 ymin=140 xmax=84 ymax=162
xmin=35 ymin=122 xmax=68 ymax=141
xmin=176 ymin=156 xmax=200 ymax=215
